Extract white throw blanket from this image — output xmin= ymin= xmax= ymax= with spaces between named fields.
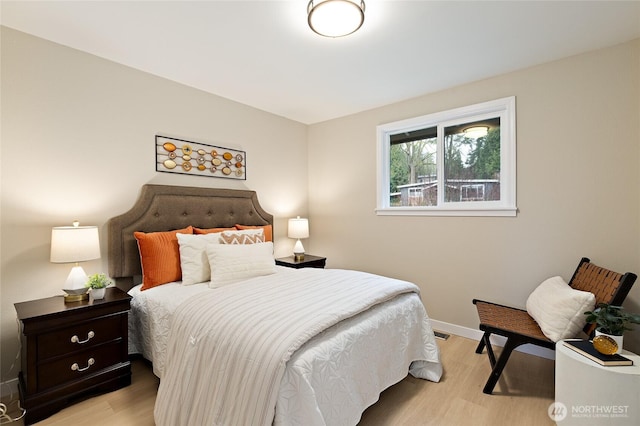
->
xmin=155 ymin=268 xmax=422 ymax=426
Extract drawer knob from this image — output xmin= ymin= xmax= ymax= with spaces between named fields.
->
xmin=71 ymin=331 xmax=95 ymax=344
xmin=71 ymin=358 xmax=95 ymax=372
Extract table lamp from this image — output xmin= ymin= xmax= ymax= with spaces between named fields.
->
xmin=288 ymin=216 xmax=309 ymax=261
xmin=50 ymin=221 xmax=101 ymax=302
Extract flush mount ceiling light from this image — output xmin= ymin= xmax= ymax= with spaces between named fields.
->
xmin=308 ymin=0 xmax=365 ymax=38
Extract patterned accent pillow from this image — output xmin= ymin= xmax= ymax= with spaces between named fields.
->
xmin=219 ymin=232 xmax=265 ymax=245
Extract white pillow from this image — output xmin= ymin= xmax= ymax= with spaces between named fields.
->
xmin=177 ymin=233 xmax=221 ymax=285
xmin=526 ymin=276 xmax=596 ymax=342
xmin=207 ymin=241 xmax=276 ymax=288
xmin=177 ymin=229 xmax=264 ymax=285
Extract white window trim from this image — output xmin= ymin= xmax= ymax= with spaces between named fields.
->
xmin=376 ymin=96 xmax=517 ymax=217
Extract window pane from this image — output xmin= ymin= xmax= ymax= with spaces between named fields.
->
xmin=444 ymin=118 xmax=501 ymax=203
xmin=389 ymin=127 xmax=437 ymax=206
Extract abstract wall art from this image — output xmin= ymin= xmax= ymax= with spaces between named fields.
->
xmin=155 ymin=135 xmax=246 ymax=180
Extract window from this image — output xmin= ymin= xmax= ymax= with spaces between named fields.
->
xmin=376 ymin=97 xmax=516 ymax=216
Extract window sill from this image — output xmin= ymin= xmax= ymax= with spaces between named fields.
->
xmin=375 ymin=206 xmax=518 ymax=217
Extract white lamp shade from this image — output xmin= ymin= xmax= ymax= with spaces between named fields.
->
xmin=50 ymin=225 xmax=101 ymax=263
xmin=308 ymin=0 xmax=365 ymax=38
xmin=288 ymin=217 xmax=309 ymax=239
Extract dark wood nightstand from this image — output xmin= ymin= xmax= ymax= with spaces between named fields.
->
xmin=14 ymin=287 xmax=132 ymax=425
xmin=275 ymin=254 xmax=327 ymax=269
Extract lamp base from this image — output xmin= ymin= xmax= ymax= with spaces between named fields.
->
xmin=64 ymin=293 xmax=89 ymax=303
xmin=63 ymin=287 xmax=88 ymax=303
xmin=293 ymin=239 xmax=305 ymax=262
xmin=65 ymin=265 xmax=89 ymax=290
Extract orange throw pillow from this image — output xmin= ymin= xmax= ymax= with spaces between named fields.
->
xmin=194 ymin=227 xmax=236 ymax=235
xmin=134 ymin=226 xmax=193 ymax=290
xmin=235 ymin=224 xmax=272 ymax=242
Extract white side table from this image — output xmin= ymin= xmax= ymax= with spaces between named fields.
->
xmin=555 ymin=340 xmax=640 ymax=425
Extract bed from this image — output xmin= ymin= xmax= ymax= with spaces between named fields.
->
xmin=108 ymin=184 xmax=442 ymax=426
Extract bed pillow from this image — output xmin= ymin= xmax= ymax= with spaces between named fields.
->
xmin=235 ymin=224 xmax=273 ymax=242
xmin=177 ymin=233 xmax=223 ymax=285
xmin=525 ymin=276 xmax=596 ymax=342
xmin=194 ymin=226 xmax=236 ymax=235
xmin=207 ymin=241 xmax=276 ymax=288
xmin=217 ymin=228 xmax=264 ymax=244
xmin=219 ymin=231 xmax=265 ymax=245
xmin=134 ymin=226 xmax=193 ymax=291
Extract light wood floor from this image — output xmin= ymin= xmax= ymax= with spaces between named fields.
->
xmin=9 ymin=335 xmax=555 ymax=426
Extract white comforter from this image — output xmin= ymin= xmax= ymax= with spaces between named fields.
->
xmin=128 ymin=280 xmax=210 ymax=377
xmin=129 ymin=267 xmax=442 ymax=426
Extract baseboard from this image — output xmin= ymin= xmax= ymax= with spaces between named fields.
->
xmin=430 ymin=319 xmax=556 ymax=360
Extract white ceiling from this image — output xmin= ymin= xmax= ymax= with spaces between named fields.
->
xmin=2 ymin=1 xmax=639 ymax=124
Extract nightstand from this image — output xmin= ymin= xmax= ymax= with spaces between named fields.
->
xmin=14 ymin=287 xmax=132 ymax=425
xmin=276 ymin=254 xmax=327 ymax=269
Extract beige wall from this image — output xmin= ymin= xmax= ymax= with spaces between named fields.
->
xmin=308 ymin=39 xmax=640 ymax=352
xmin=0 ymin=27 xmax=308 ymax=377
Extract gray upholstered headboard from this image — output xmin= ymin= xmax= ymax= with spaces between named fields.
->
xmin=108 ymin=184 xmax=273 ymax=290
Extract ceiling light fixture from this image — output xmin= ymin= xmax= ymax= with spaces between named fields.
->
xmin=308 ymin=0 xmax=365 ymax=38
xmin=463 ymin=126 xmax=489 ymax=139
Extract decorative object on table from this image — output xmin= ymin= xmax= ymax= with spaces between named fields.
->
xmin=85 ymin=273 xmax=112 ymax=300
xmin=562 ymin=340 xmax=633 ymax=366
xmin=592 ymin=334 xmax=620 ymax=355
xmin=288 ymin=216 xmax=309 ymax=261
xmin=584 ymin=303 xmax=640 ymax=354
xmin=156 ymin=135 xmax=246 ymax=180
xmin=50 ymin=221 xmax=101 ymax=302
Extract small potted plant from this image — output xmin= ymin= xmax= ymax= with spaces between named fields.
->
xmin=584 ymin=303 xmax=640 ymax=353
xmin=85 ymin=273 xmax=112 ymax=300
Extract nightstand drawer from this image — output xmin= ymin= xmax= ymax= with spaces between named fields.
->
xmin=37 ymin=341 xmax=124 ymax=391
xmin=37 ymin=314 xmax=125 ymax=360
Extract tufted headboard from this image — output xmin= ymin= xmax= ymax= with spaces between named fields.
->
xmin=108 ymin=184 xmax=273 ymax=291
